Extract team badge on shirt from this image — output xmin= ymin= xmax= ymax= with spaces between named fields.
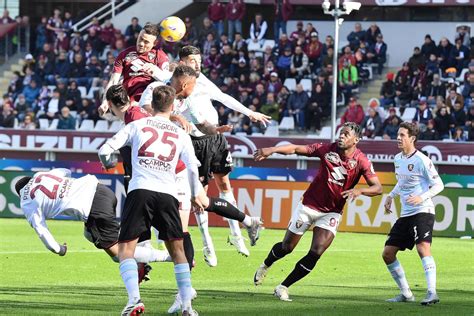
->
xmin=348 ymin=159 xmax=357 ymax=170
xmin=148 ymin=51 xmax=156 ymax=60
xmin=125 ymin=52 xmax=138 ymax=63
xmin=325 ymin=152 xmax=341 ymax=165
xmin=408 ymin=164 xmax=414 ymax=171
xmin=295 ymin=219 xmax=303 ymax=229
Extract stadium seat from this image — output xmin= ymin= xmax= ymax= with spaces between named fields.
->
xmin=263 ymin=39 xmax=275 ymax=49
xmin=109 ymin=120 xmax=124 ymax=132
xmin=264 ymin=125 xmax=279 ymax=137
xmin=278 ymin=116 xmax=294 ymax=130
xmin=362 ymin=65 xmax=373 ymax=80
xmin=70 ymin=110 xmax=77 ymax=118
xmin=336 ymin=94 xmax=345 ymax=107
xmin=283 ymin=78 xmax=297 ymax=91
xmin=300 ymin=78 xmax=312 ymax=92
xmin=78 ymin=86 xmax=87 ymax=98
xmin=456 ymin=68 xmax=469 ymax=83
xmin=78 ymin=119 xmax=94 ymax=131
xmin=39 ymin=118 xmax=49 ymax=130
xmin=94 ymin=120 xmax=109 ymax=132
xmin=86 ymin=87 xmax=101 ymax=99
xmin=252 ymin=132 xmax=263 ymax=136
xmin=319 ymin=126 xmax=332 ymax=139
xmin=235 ymin=132 xmax=248 ymax=136
xmin=48 ymin=119 xmax=59 ymax=130
xmin=401 ymin=107 xmax=416 ymax=121
xmin=13 ymin=118 xmax=19 ymax=128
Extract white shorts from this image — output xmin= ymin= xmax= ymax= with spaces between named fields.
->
xmin=176 ymin=168 xmax=191 ymax=211
xmin=288 ymin=202 xmax=341 ymax=236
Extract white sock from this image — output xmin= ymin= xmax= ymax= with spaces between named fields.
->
xmin=194 ymin=211 xmax=213 ymax=248
xmin=119 ymin=258 xmax=140 ymax=304
xmin=175 ymin=263 xmax=193 ymax=310
xmin=242 ymin=215 xmax=252 ymax=227
xmin=219 ymin=191 xmax=243 ymax=237
xmin=387 ymin=260 xmax=412 ymax=297
xmin=134 ymin=246 xmax=171 ymax=263
xmin=422 ymin=256 xmax=436 ymax=293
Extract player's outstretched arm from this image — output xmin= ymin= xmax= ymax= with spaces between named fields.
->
xmin=99 ymin=72 xmax=122 ymax=116
xmin=253 ymin=144 xmax=310 ymax=161
xmin=30 ymin=215 xmax=67 ymax=256
xmin=342 ymin=176 xmax=383 ymax=202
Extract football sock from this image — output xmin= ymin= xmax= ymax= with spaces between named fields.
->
xmin=219 ymin=191 xmax=243 ymax=237
xmin=175 ymin=263 xmax=193 ymax=310
xmin=119 ymin=258 xmax=140 ymax=304
xmin=281 ymin=252 xmax=320 ymax=288
xmin=183 ymin=232 xmax=195 ymax=270
xmin=387 ymin=260 xmax=412 ymax=297
xmin=264 ymin=242 xmax=288 ymax=267
xmin=194 ymin=211 xmax=213 ymax=248
xmin=421 ymin=256 xmax=436 ymax=293
xmin=242 ymin=215 xmax=252 ymax=227
xmin=206 ymin=197 xmax=245 ymax=222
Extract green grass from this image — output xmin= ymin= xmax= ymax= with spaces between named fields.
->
xmin=0 ymin=218 xmax=473 ymax=316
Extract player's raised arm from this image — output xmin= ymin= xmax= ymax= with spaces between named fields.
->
xmin=253 ymin=143 xmax=311 ymax=161
xmin=99 ymin=72 xmax=122 ymax=116
xmin=98 ymin=124 xmax=133 ymax=169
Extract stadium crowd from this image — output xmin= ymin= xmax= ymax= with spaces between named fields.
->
xmin=0 ymin=1 xmax=473 ymax=142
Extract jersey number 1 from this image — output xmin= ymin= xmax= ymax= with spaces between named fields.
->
xmin=30 ymin=174 xmax=63 ymax=199
xmin=138 ymin=127 xmax=178 ymax=162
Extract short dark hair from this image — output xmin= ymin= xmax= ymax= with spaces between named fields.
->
xmin=342 ymin=122 xmax=362 ymax=138
xmin=151 ymin=85 xmax=176 ymax=113
xmin=142 ymin=22 xmax=159 ymax=37
xmin=179 ymin=45 xmax=201 ymax=59
xmin=172 ymin=65 xmax=197 ymax=80
xmin=399 ymin=121 xmax=419 ymax=141
xmin=15 ymin=176 xmax=32 ymax=196
xmin=106 ymin=84 xmax=129 ymax=109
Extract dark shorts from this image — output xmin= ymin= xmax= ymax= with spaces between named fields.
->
xmin=85 ymin=184 xmax=120 ymax=249
xmin=119 ymin=189 xmax=184 ymax=242
xmin=385 ymin=213 xmax=435 ymax=251
xmin=119 ymin=146 xmax=132 ymax=192
xmin=191 ymin=133 xmax=233 ymax=186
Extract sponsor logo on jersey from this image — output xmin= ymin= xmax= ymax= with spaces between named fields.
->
xmin=408 ymin=164 xmax=414 ymax=171
xmin=125 ymin=52 xmax=138 ymax=63
xmin=325 ymin=152 xmax=341 ymax=165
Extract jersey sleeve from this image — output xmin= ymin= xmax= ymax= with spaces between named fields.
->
xmin=179 ymin=134 xmax=201 ymax=197
xmin=360 ymin=155 xmax=377 ymax=181
xmin=25 ymin=206 xmax=61 ymax=253
xmin=419 ymin=157 xmax=444 ymax=201
xmin=48 ymin=168 xmax=72 ymax=178
xmin=305 ymin=143 xmax=325 ymax=158
xmin=105 ymin=123 xmax=134 ymax=150
xmin=205 ymin=75 xmax=253 ymax=116
xmin=113 ymin=50 xmax=126 ymax=74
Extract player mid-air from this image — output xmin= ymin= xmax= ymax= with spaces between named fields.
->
xmin=383 ymin=122 xmax=444 ymax=305
xmin=253 ymin=122 xmax=383 ymax=301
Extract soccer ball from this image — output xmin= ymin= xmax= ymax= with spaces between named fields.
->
xmin=159 ymin=16 xmax=186 ymax=42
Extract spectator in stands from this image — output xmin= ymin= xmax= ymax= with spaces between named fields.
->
xmin=41 ymin=89 xmax=63 ymax=120
xmin=380 ymin=72 xmax=396 ymax=108
xmin=276 ymin=47 xmax=293 ymax=81
xmin=413 ymin=98 xmax=432 ymax=126
xmin=62 ymin=11 xmax=73 ymax=34
xmin=305 ymin=32 xmax=323 ymax=72
xmin=290 ymin=21 xmax=304 ymax=42
xmin=249 ymin=13 xmax=268 ymax=47
xmin=395 ymin=62 xmax=412 ymax=83
xmin=426 ymin=73 xmax=445 ymax=105
xmin=208 ymin=0 xmax=225 ymax=37
xmin=232 ymin=32 xmax=246 ymax=52
xmin=56 ymin=106 xmax=76 ymax=130
xmin=383 ymin=115 xmax=401 ymax=140
xmin=366 ymin=23 xmax=381 ymax=46
xmin=462 ymin=72 xmax=474 ymax=103
xmin=22 ymin=79 xmax=40 ymax=106
xmin=66 ymin=80 xmax=82 ymax=106
xmin=340 ymin=97 xmax=364 ymax=126
xmin=260 ymin=92 xmax=280 ymax=125
xmin=411 ymin=82 xmax=426 ymax=106
xmin=434 ymin=106 xmax=453 ymax=139
xmin=77 ymin=98 xmax=98 ymax=122
xmin=425 ymin=53 xmax=440 ymax=77
xmin=338 ymin=46 xmax=356 ymax=69
xmin=466 ymin=104 xmax=474 ymax=126
xmin=382 ymin=107 xmax=401 ymax=128
xmin=20 ymin=113 xmax=36 ymax=130
xmin=361 ymin=107 xmax=383 ymax=139
xmin=367 ymin=98 xmax=385 ymax=121
xmin=124 ymin=17 xmax=142 ymax=47
xmin=54 ymin=30 xmax=70 ymax=54
xmin=452 ymin=101 xmax=466 ymax=127
xmin=36 ymin=17 xmax=48 ymax=53
xmin=453 ymin=126 xmax=467 ymax=142
xmin=465 ymin=87 xmax=474 ymax=108
xmin=40 ymin=43 xmax=56 ymax=63
xmin=226 ymin=0 xmax=245 ymax=41
xmin=68 ymin=53 xmax=90 ymax=88
xmin=203 ymin=46 xmax=221 ymax=72
xmin=14 ymin=93 xmax=29 ymax=120
xmin=273 ymin=0 xmax=293 ymax=42
xmin=339 ymin=60 xmax=358 ymax=104
xmin=69 ymin=31 xmax=85 ymax=53
xmin=266 ymin=72 xmax=283 ymax=94
xmin=421 ymin=34 xmax=438 ymax=60
xmin=100 ymin=19 xmax=116 ymax=47
xmin=394 ymin=76 xmax=412 ymax=108
xmin=277 ymin=86 xmax=290 ymax=121
xmin=367 ymin=33 xmax=387 ymax=76
xmin=419 ymin=119 xmax=439 ymax=140
xmin=290 ymin=45 xmax=309 ymax=81
xmin=407 ymin=47 xmax=425 ymax=73
xmin=181 ymin=17 xmax=198 ymax=47
xmin=0 ymin=102 xmax=15 ymax=128
xmin=450 ymin=38 xmax=470 ymax=74
xmin=446 ymin=89 xmax=464 ymax=111
xmin=437 ymin=37 xmax=453 ymax=71
xmin=235 ymin=57 xmax=249 ymax=78
xmin=202 ymin=33 xmax=217 ymax=58
xmin=198 ymin=17 xmax=217 ymax=45
xmin=347 ymin=23 xmax=366 ymax=51
xmin=275 ymin=33 xmax=293 ymax=55
xmin=286 ymin=83 xmax=308 ymax=131
xmin=46 ymin=9 xmax=62 ymax=43
xmin=304 ymin=23 xmax=317 ymax=41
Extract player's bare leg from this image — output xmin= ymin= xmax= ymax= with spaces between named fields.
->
xmin=416 ymin=242 xmax=439 ymax=305
xmin=118 ymin=238 xmax=145 ymax=315
xmin=255 ymin=230 xmax=303 ymax=286
xmin=274 ymin=227 xmax=334 ymax=301
xmin=193 ymin=184 xmax=217 ymax=267
xmin=382 ymin=246 xmax=415 ymax=302
xmin=165 ymin=239 xmax=196 ymax=315
xmin=214 ymin=173 xmax=249 ymax=256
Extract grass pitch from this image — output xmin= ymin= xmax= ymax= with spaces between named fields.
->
xmin=0 ymin=218 xmax=473 ymax=315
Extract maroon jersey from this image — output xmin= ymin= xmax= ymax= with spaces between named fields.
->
xmin=302 ymin=142 xmax=376 ymax=214
xmin=123 ymin=105 xmax=186 ymax=173
xmin=113 ymin=46 xmax=169 ymax=102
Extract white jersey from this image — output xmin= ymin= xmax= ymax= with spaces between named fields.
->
xmin=19 ymin=168 xmax=98 ymax=253
xmin=138 ymin=81 xmax=165 ymax=107
xmin=100 ymin=115 xmax=200 ymax=198
xmin=175 ymin=74 xmax=252 ymax=137
xmin=391 ymin=150 xmax=443 ymax=217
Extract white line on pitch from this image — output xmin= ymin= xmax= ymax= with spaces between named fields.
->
xmin=0 ymin=249 xmax=366 ymax=254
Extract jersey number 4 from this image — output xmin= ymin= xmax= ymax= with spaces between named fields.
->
xmin=138 ymin=127 xmax=178 ymax=162
xmin=30 ymin=174 xmax=63 ymax=199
